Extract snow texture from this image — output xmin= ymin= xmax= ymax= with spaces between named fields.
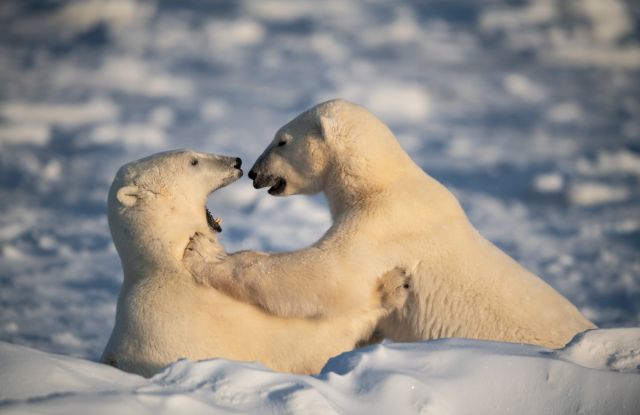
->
xmin=1 ymin=328 xmax=639 ymax=414
xmin=0 ymin=0 xmax=639 ymax=412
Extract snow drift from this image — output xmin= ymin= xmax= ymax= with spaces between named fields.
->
xmin=1 ymin=328 xmax=639 ymax=415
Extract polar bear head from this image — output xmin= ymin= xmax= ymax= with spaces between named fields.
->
xmin=108 ymin=149 xmax=242 ymax=272
xmin=248 ymin=99 xmax=414 ymax=198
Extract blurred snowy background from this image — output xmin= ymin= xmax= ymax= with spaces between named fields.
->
xmin=0 ymin=0 xmax=638 ymax=361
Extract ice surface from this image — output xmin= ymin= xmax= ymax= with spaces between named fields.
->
xmin=1 ymin=329 xmax=639 ymax=414
xmin=0 ymin=0 xmax=639 ymax=411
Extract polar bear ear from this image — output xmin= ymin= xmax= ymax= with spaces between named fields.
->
xmin=116 ymin=185 xmax=140 ymax=207
xmin=317 ymin=115 xmax=338 ymax=141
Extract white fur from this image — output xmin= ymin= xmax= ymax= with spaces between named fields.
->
xmin=101 ymin=149 xmax=404 ymax=377
xmin=192 ymin=100 xmax=596 ymax=349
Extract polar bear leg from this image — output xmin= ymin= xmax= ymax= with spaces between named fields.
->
xmin=183 ymin=232 xmax=408 ymax=318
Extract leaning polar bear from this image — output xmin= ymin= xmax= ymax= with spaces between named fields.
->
xmin=100 ymin=149 xmax=408 ymax=377
xmin=185 ymin=99 xmax=595 ymax=348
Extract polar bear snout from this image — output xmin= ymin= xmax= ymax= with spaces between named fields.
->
xmin=228 ymin=156 xmax=243 ymax=178
xmin=251 ymin=172 xmax=287 ymax=195
xmin=214 ymin=155 xmax=244 ymax=186
xmin=249 ymin=167 xmax=287 ymax=195
xmin=213 ymin=155 xmax=242 ymax=170
xmin=248 ymin=155 xmax=287 ymax=194
xmin=247 ymin=155 xmax=269 ymax=185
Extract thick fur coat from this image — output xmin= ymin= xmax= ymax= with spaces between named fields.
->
xmin=101 ymin=149 xmax=406 ymax=377
xmin=186 ymin=100 xmax=596 ymax=348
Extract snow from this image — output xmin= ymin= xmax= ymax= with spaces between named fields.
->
xmin=569 ymin=182 xmax=631 ymax=207
xmin=1 ymin=329 xmax=639 ymax=414
xmin=533 ymin=172 xmax=564 ymax=193
xmin=0 ymin=124 xmax=50 ymax=147
xmin=1 ymin=97 xmax=120 ymax=128
xmin=1 ymin=0 xmax=639 ymax=412
xmin=504 ymin=73 xmax=548 ymax=104
xmin=54 ymin=0 xmax=156 ymax=33
xmin=546 ymin=102 xmax=583 ymax=124
xmin=576 ymin=0 xmax=632 ymax=44
xmin=54 ymin=57 xmax=196 ymax=98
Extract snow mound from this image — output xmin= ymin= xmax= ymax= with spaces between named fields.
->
xmin=558 ymin=328 xmax=640 ymax=372
xmin=1 ymin=328 xmax=638 ymax=414
xmin=0 ymin=342 xmax=145 ymax=402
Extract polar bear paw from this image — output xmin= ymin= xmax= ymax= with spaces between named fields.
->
xmin=183 ymin=232 xmax=225 ymax=284
xmin=376 ymin=267 xmax=411 ymax=313
xmin=184 ymin=232 xmax=217 ymax=259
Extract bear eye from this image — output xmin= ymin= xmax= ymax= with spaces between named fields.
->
xmin=277 ymin=140 xmax=287 ymax=147
xmin=190 ymin=158 xmax=199 ymax=166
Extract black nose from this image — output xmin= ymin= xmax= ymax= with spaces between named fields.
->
xmin=234 ymin=158 xmax=242 ymax=169
xmin=248 ymin=169 xmax=257 ymax=180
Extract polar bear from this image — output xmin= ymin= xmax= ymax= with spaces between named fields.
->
xmin=185 ymin=100 xmax=596 ymax=349
xmin=100 ymin=149 xmax=408 ymax=377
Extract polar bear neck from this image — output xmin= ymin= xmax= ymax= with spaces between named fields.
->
xmin=323 ymin=136 xmax=425 ymax=221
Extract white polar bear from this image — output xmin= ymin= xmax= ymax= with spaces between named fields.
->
xmin=100 ymin=149 xmax=407 ymax=377
xmin=185 ymin=100 xmax=596 ymax=348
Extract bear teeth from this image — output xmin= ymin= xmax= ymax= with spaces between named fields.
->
xmin=205 ymin=208 xmax=222 ymax=233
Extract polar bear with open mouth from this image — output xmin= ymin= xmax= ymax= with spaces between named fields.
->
xmin=185 ymin=100 xmax=595 ymax=348
xmin=101 ymin=149 xmax=408 ymax=377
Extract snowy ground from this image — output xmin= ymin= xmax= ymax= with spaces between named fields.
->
xmin=1 ymin=329 xmax=640 ymax=414
xmin=0 ymin=0 xmax=639 ymax=410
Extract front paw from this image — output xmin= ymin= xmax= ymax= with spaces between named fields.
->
xmin=184 ymin=232 xmax=206 ymax=257
xmin=183 ymin=232 xmax=221 ymax=265
xmin=183 ymin=232 xmax=228 ymax=285
xmin=376 ymin=267 xmax=411 ymax=313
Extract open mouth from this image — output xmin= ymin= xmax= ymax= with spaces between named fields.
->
xmin=205 ymin=207 xmax=222 ymax=233
xmin=205 ymin=172 xmax=242 ymax=232
xmin=251 ymin=172 xmax=287 ymax=195
xmin=203 ymin=158 xmax=243 ymax=233
xmin=268 ymin=177 xmax=287 ymax=195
